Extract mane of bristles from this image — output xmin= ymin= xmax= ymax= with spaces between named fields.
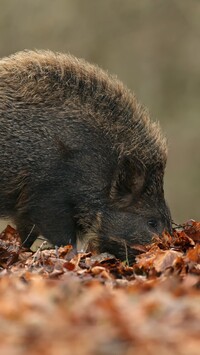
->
xmin=0 ymin=50 xmax=167 ymax=167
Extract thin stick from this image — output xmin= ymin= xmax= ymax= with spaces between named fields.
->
xmin=21 ymin=224 xmax=36 ymax=246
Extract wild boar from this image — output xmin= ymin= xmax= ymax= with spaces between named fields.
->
xmin=0 ymin=50 xmax=171 ymax=261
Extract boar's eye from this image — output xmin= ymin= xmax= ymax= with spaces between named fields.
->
xmin=147 ymin=218 xmax=158 ymax=231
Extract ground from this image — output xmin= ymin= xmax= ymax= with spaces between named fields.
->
xmin=0 ymin=221 xmax=199 ymax=355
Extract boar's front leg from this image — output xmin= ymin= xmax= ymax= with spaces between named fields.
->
xmin=33 ymin=205 xmax=77 ymax=249
xmin=14 ymin=214 xmax=41 ymax=248
xmin=42 ymin=215 xmax=75 ymax=248
xmin=15 ymin=188 xmax=77 ymax=249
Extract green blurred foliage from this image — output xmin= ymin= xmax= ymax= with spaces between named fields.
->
xmin=0 ymin=0 xmax=199 ymax=222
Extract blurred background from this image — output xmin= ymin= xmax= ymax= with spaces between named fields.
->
xmin=0 ymin=0 xmax=199 ymax=225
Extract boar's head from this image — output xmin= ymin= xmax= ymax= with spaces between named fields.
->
xmin=86 ymin=156 xmax=172 ymax=263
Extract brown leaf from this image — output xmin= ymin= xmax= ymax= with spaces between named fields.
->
xmin=153 ymin=250 xmax=183 ymax=272
xmin=63 ymin=261 xmax=76 ymax=271
xmin=186 ymin=244 xmax=200 ymax=263
xmin=184 ymin=220 xmax=200 ymax=242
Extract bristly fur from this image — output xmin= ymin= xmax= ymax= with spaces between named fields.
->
xmin=0 ymin=50 xmax=171 ymax=260
xmin=0 ymin=50 xmax=167 ymax=167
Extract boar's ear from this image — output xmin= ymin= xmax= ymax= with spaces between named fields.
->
xmin=110 ymin=156 xmax=146 ymax=204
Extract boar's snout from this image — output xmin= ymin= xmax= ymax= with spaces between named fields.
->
xmin=87 ymin=204 xmax=172 ymax=262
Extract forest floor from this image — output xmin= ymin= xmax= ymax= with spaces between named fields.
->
xmin=0 ymin=221 xmax=199 ymax=355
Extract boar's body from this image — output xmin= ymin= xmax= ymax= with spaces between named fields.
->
xmin=0 ymin=50 xmax=171 ymax=261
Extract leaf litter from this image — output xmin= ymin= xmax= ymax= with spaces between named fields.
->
xmin=0 ymin=220 xmax=199 ymax=355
